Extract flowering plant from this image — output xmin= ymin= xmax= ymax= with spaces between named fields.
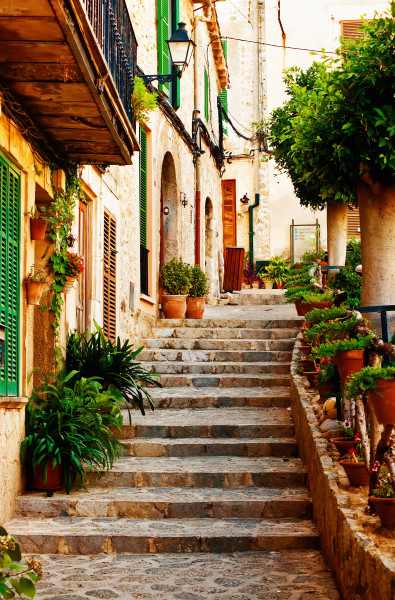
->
xmin=64 ymin=252 xmax=84 ymax=277
xmin=341 ymin=438 xmax=364 ymax=463
xmin=339 ymin=420 xmax=354 ymax=441
xmin=372 ymin=465 xmax=395 ymax=498
xmin=0 ymin=526 xmax=42 ymax=598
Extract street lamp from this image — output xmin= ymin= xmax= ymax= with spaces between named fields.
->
xmin=142 ymin=23 xmax=195 ymax=86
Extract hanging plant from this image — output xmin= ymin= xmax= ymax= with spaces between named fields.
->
xmin=130 ymin=77 xmax=158 ymax=125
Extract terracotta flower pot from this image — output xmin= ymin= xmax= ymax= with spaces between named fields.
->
xmin=318 ymin=382 xmax=333 ymax=400
xmin=162 ymin=294 xmax=187 ymax=319
xmin=337 ymin=349 xmax=365 ymax=382
xmin=300 ymin=344 xmax=311 ymax=358
xmin=294 ymin=300 xmax=304 ymax=316
xmin=300 ymin=303 xmax=312 ymax=316
xmin=30 ymin=217 xmax=47 ymax=240
xmin=367 ymin=378 xmax=395 ymax=424
xmin=29 ymin=460 xmax=63 ymax=491
xmin=276 ymin=281 xmax=284 ymax=289
xmin=331 ymin=438 xmax=355 ymax=455
xmin=186 ymin=297 xmax=205 ymax=319
xmin=26 ymin=281 xmax=45 ymax=305
xmin=264 ymin=281 xmax=274 ymax=290
xmin=303 ymin=371 xmax=317 ymax=388
xmin=252 ymin=282 xmax=260 ymax=289
xmin=369 ymin=497 xmax=395 ymax=527
xmin=339 ymin=460 xmax=369 ymax=486
xmin=63 ymin=275 xmax=77 ymax=294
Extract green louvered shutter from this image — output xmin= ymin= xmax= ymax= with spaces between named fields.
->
xmin=139 ymin=128 xmax=147 ymax=248
xmin=158 ymin=0 xmax=171 ymax=96
xmin=204 ymin=67 xmax=209 ymax=123
xmin=170 ymin=0 xmax=180 ymax=109
xmin=219 ymin=41 xmax=228 ymax=135
xmin=0 ymin=154 xmax=20 ymax=396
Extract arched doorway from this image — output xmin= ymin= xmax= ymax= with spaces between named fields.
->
xmin=160 ymin=152 xmax=179 ymax=269
xmin=205 ymin=197 xmax=217 ymax=297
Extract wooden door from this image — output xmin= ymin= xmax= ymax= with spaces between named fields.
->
xmin=222 ymin=180 xmax=236 ymax=251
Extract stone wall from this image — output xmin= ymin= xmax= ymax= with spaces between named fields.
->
xmin=291 ymin=338 xmax=395 ymax=600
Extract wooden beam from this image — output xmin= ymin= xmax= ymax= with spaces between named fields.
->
xmin=11 ymin=82 xmax=93 ymax=103
xmin=0 ymin=17 xmax=63 ymax=41
xmin=46 ymin=128 xmax=113 ymax=141
xmin=34 ymin=115 xmax=106 ymax=129
xmin=22 ymin=100 xmax=101 ymax=117
xmin=0 ymin=0 xmax=54 ymax=17
xmin=67 ymin=153 xmax=126 ymax=164
xmin=0 ymin=41 xmax=74 ymax=63
xmin=0 ymin=63 xmax=84 ymax=82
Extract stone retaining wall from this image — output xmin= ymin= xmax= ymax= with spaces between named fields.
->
xmin=291 ymin=337 xmax=395 ymax=600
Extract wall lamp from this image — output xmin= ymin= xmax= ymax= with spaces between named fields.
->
xmin=180 ymin=192 xmax=188 ymax=208
xmin=142 ymin=23 xmax=195 ymax=86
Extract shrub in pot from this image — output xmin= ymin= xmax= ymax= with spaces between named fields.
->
xmin=339 ymin=443 xmax=369 ymax=486
xmin=186 ymin=265 xmax=209 ymax=318
xmin=369 ymin=465 xmax=395 ymax=527
xmin=159 ymin=258 xmax=191 ymax=319
xmin=301 ymin=290 xmax=334 ymax=311
xmin=304 ymin=314 xmax=359 ymax=346
xmin=305 ymin=306 xmax=348 ymax=325
xmin=25 ymin=267 xmax=46 ymax=305
xmin=25 ymin=205 xmax=47 ymax=240
xmin=345 ymin=366 xmax=395 ymax=424
xmin=312 ymin=334 xmax=373 ymax=383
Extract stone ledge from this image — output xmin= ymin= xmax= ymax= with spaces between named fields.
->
xmin=0 ymin=396 xmax=28 ymax=409
xmin=291 ymin=337 xmax=395 ymax=600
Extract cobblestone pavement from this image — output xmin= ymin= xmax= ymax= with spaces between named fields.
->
xmin=35 ymin=551 xmax=340 ymax=600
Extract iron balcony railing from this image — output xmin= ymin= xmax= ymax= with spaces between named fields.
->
xmin=81 ymin=0 xmax=137 ymax=124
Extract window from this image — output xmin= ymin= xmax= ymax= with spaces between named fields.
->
xmin=219 ymin=41 xmax=228 ymax=135
xmin=0 ymin=153 xmax=20 ymax=396
xmin=139 ymin=128 xmax=149 ymax=295
xmin=341 ymin=20 xmax=367 ymax=41
xmin=158 ymin=0 xmax=180 ymax=108
xmin=103 ymin=208 xmax=116 ymax=341
xmin=204 ymin=67 xmax=209 ymax=123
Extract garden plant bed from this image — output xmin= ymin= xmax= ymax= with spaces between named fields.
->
xmin=291 ymin=336 xmax=395 ymax=600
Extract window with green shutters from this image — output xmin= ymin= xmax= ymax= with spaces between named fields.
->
xmin=139 ymin=127 xmax=147 ymax=248
xmin=158 ymin=0 xmax=180 ymax=108
xmin=204 ymin=67 xmax=209 ymax=123
xmin=0 ymin=153 xmax=20 ymax=396
xmin=219 ymin=41 xmax=228 ymax=135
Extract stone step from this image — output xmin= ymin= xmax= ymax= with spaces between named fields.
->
xmin=155 ymin=318 xmax=303 ymax=329
xmin=121 ymin=437 xmax=298 ymax=457
xmin=147 ymin=386 xmax=291 ymax=409
xmin=151 ymin=327 xmax=298 ymax=340
xmin=155 ymin=373 xmax=290 ymax=388
xmin=146 ymin=338 xmax=295 ymax=351
xmin=120 ymin=407 xmax=294 ymax=439
xmin=7 ymin=517 xmax=319 ymax=554
xmin=145 ymin=361 xmax=291 ymax=376
xmin=140 ymin=349 xmax=293 ymax=363
xmin=16 ymin=487 xmax=311 ymax=519
xmin=232 ymin=290 xmax=285 ymax=306
xmin=85 ymin=456 xmax=306 ymax=488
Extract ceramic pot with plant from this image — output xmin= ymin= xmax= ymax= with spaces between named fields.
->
xmin=25 ymin=267 xmax=46 ymax=305
xmin=331 ymin=421 xmax=358 ymax=454
xmin=339 ymin=445 xmax=369 ymax=486
xmin=301 ymin=290 xmax=334 ymax=312
xmin=312 ymin=334 xmax=373 ymax=383
xmin=25 ymin=206 xmax=47 ymax=240
xmin=369 ymin=465 xmax=395 ymax=527
xmin=346 ymin=366 xmax=395 ymax=424
xmin=251 ymin=275 xmax=261 ymax=289
xmin=160 ymin=258 xmax=191 ymax=319
xmin=186 ymin=265 xmax=209 ymax=319
xmin=263 ymin=256 xmax=290 ymax=289
xmin=51 ymin=250 xmax=84 ymax=293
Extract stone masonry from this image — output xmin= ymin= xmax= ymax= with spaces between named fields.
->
xmin=6 ymin=306 xmax=340 ymax=599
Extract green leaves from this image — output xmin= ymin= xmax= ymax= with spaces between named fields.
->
xmin=0 ymin=529 xmax=41 ymax=599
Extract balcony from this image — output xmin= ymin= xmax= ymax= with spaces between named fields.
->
xmin=0 ymin=0 xmax=139 ymax=165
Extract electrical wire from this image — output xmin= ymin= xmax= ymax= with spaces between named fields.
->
xmin=208 ymin=34 xmax=337 ymax=55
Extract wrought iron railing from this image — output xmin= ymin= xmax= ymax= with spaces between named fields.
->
xmin=140 ymin=245 xmax=149 ymax=296
xmin=81 ymin=0 xmax=137 ymax=124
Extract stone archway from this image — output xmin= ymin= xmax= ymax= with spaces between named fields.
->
xmin=205 ymin=197 xmax=217 ymax=297
xmin=160 ymin=152 xmax=179 ymax=269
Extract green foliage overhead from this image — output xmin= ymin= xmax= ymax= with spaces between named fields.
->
xmin=188 ymin=265 xmax=209 ymax=298
xmin=267 ymin=3 xmax=395 ymax=209
xmin=345 ymin=365 xmax=395 ymax=399
xmin=160 ymin=258 xmax=192 ymax=295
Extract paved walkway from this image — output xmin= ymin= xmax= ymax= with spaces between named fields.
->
xmin=7 ymin=304 xmax=340 ymax=599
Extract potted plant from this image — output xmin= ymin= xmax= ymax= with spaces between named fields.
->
xmin=25 ymin=205 xmax=47 ymax=240
xmin=25 ymin=267 xmax=47 ymax=305
xmin=251 ymin=274 xmax=262 ymax=289
xmin=345 ymin=366 xmax=395 ymax=425
xmin=160 ymin=258 xmax=191 ymax=319
xmin=369 ymin=465 xmax=395 ymax=527
xmin=331 ymin=421 xmax=358 ymax=454
xmin=242 ymin=262 xmax=255 ymax=288
xmin=186 ymin=265 xmax=209 ymax=319
xmin=339 ymin=442 xmax=369 ymax=486
xmin=315 ymin=357 xmax=336 ymax=400
xmin=304 ymin=314 xmax=358 ymax=345
xmin=312 ymin=334 xmax=373 ymax=382
xmin=20 ymin=370 xmax=124 ymax=493
xmin=305 ymin=306 xmax=349 ymax=325
xmin=50 ymin=250 xmax=84 ymax=293
xmin=300 ymin=290 xmax=334 ymax=312
xmin=264 ymin=256 xmax=290 ymax=288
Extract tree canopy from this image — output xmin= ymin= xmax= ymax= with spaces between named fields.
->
xmin=267 ymin=2 xmax=395 ymax=210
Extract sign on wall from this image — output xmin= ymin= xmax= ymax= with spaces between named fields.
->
xmin=290 ymin=219 xmax=320 ymax=264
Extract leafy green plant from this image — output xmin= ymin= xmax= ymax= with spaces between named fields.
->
xmin=284 ymin=284 xmax=316 ymax=304
xmin=300 ymin=249 xmax=326 ymax=264
xmin=372 ymin=465 xmax=395 ymax=498
xmin=66 ymin=322 xmax=161 ymax=416
xmin=25 ymin=267 xmax=46 ymax=284
xmin=284 ymin=268 xmax=314 ymax=288
xmin=345 ymin=366 xmax=395 ymax=400
xmin=304 ymin=314 xmax=358 ymax=343
xmin=20 ymin=370 xmax=123 ymax=493
xmin=160 ymin=258 xmax=192 ymax=295
xmin=312 ymin=334 xmax=374 ymax=360
xmin=259 ymin=256 xmax=289 ymax=284
xmin=301 ymin=290 xmax=334 ymax=305
xmin=188 ymin=265 xmax=209 ymax=298
xmin=305 ymin=306 xmax=348 ymax=324
xmin=0 ymin=527 xmax=42 ymax=599
xmin=131 ymin=77 xmax=158 ymax=125
xmin=24 ymin=206 xmax=44 ymax=220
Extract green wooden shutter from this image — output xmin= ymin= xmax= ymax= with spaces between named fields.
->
xmin=158 ymin=0 xmax=171 ymax=96
xmin=139 ymin=128 xmax=147 ymax=248
xmin=0 ymin=154 xmax=20 ymax=396
xmin=204 ymin=67 xmax=209 ymax=123
xmin=170 ymin=0 xmax=180 ymax=109
xmin=219 ymin=41 xmax=228 ymax=135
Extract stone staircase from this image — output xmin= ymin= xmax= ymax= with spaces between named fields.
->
xmin=7 ymin=315 xmax=323 ymax=560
